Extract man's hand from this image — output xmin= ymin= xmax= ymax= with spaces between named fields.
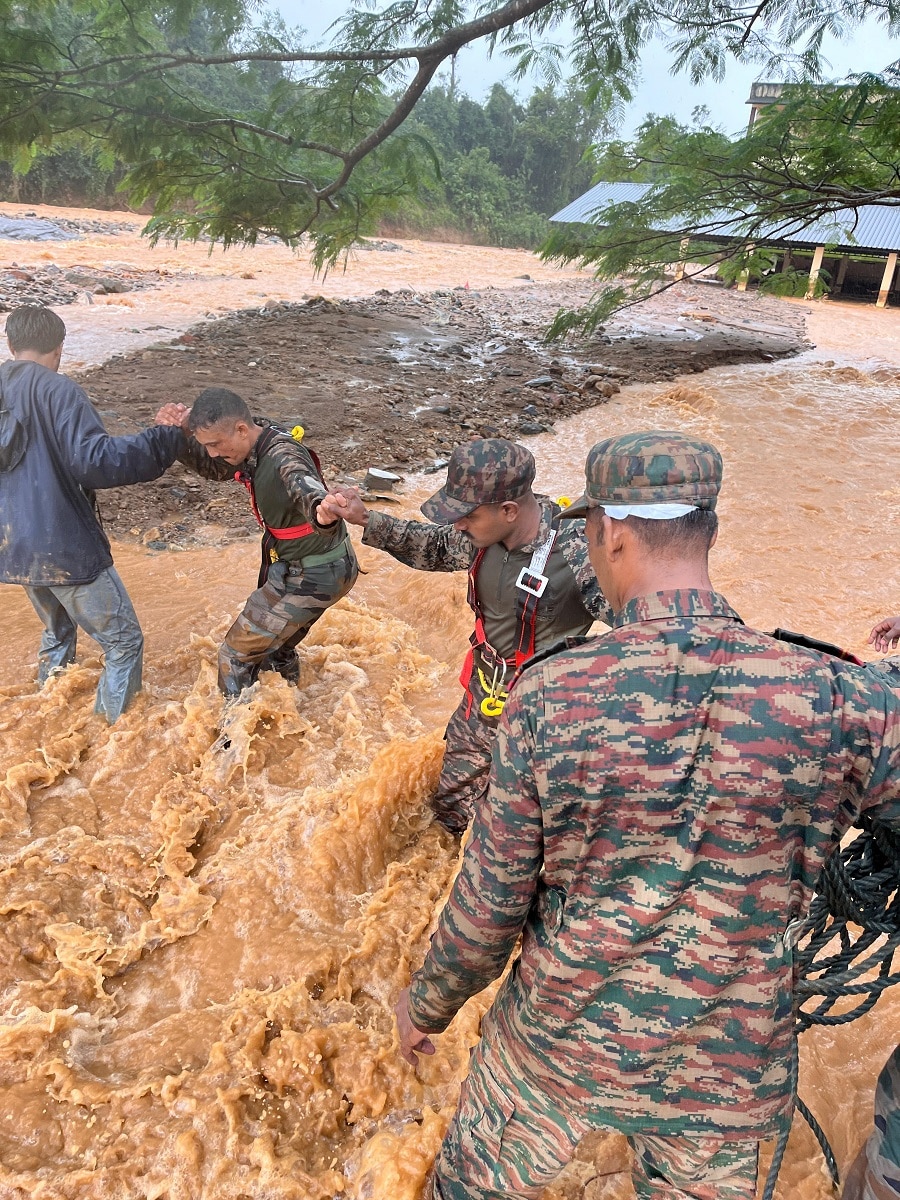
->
xmin=155 ymin=403 xmax=191 ymax=433
xmin=395 ymin=987 xmax=436 ymax=1066
xmin=317 ymin=488 xmax=369 ymax=528
xmin=869 ymin=616 xmax=900 ymax=654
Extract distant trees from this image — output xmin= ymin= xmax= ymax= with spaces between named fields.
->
xmin=1 ymin=67 xmax=611 ymax=250
xmin=389 ymin=81 xmax=613 ymax=245
xmin=1 ymin=0 xmax=897 ymax=306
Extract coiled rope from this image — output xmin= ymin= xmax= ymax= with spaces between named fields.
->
xmin=762 ymin=814 xmax=900 ymax=1200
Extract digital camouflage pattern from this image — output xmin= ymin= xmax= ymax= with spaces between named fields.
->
xmin=432 ymin=674 xmax=502 ymax=835
xmin=420 ymin=438 xmax=536 ymax=523
xmin=431 ymin=1033 xmax=759 ymax=1200
xmin=362 ymin=498 xmax=612 ymax=828
xmin=178 ymin=419 xmax=358 ymax=695
xmin=563 ymin=429 xmax=722 ymax=517
xmin=408 ymin=589 xmax=900 ymax=1148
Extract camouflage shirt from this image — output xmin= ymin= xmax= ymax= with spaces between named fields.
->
xmin=408 ymin=589 xmax=900 ymax=1139
xmin=363 ymin=498 xmax=612 ymax=664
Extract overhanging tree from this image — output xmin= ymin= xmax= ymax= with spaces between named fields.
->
xmin=0 ymin=0 xmax=898 ymax=278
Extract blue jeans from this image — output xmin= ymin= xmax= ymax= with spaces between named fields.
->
xmin=24 ymin=566 xmax=144 ymax=723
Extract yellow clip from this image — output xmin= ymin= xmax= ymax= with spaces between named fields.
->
xmin=269 ymin=549 xmax=279 ymax=564
xmin=291 ymin=425 xmax=305 ymax=442
xmin=480 ymin=695 xmax=506 ymax=719
xmin=557 ymin=496 xmax=572 ymax=508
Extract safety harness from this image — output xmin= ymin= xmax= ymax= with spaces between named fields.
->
xmin=460 ymin=525 xmax=558 ymax=719
xmin=234 ymin=425 xmax=332 ymax=585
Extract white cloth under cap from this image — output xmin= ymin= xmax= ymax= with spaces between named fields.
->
xmin=603 ymin=502 xmax=697 ymax=520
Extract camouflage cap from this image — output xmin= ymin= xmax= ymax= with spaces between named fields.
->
xmin=421 ymin=438 xmax=536 ymax=523
xmin=562 ymin=430 xmax=722 ymax=518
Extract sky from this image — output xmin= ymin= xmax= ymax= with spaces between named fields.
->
xmin=270 ymin=0 xmax=895 ymax=138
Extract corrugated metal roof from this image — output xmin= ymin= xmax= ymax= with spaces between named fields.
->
xmin=551 ymin=181 xmax=900 ymax=254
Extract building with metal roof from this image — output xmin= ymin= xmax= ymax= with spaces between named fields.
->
xmin=551 ymin=182 xmax=900 ymax=307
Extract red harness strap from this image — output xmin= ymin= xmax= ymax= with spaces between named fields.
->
xmin=233 ymin=426 xmax=320 ymax=542
xmin=267 ymin=521 xmax=314 ymax=539
xmin=233 ymin=426 xmax=325 ymax=586
xmin=458 ymin=545 xmax=547 ymax=716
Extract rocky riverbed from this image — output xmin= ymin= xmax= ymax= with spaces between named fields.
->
xmin=0 ymin=202 xmax=809 ymax=546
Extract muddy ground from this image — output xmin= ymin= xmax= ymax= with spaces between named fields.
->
xmin=72 ymin=278 xmax=809 ymax=546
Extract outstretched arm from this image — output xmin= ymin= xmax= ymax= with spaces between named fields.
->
xmin=317 ymin=488 xmax=369 ymax=528
xmin=869 ymin=617 xmax=900 ymax=654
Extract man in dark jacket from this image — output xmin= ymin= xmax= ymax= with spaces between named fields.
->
xmin=0 ymin=305 xmax=183 ymax=721
xmin=156 ymin=388 xmax=357 ymax=697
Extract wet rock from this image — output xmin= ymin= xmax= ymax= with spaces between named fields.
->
xmin=363 ymin=467 xmax=402 ymax=491
xmin=519 ymin=419 xmax=550 ymax=435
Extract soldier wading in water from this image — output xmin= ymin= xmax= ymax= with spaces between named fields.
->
xmin=396 ymin=430 xmax=900 ymax=1200
xmin=318 ymin=437 xmax=613 ymax=833
xmin=157 ymin=389 xmax=357 ymax=697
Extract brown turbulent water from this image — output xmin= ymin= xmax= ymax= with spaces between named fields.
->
xmin=1 ymin=269 xmax=900 ymax=1199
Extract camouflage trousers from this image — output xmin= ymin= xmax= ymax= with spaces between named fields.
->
xmin=218 ymin=548 xmax=358 ymax=697
xmin=843 ymin=1045 xmax=900 ymax=1200
xmin=432 ymin=1037 xmax=759 ymax=1200
xmin=431 ymin=675 xmax=500 ymax=834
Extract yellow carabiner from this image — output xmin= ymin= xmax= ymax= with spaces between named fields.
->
xmin=480 ymin=695 xmax=506 ymax=718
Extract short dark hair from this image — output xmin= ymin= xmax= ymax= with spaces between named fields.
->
xmin=591 ymin=506 xmax=718 ymax=554
xmin=188 ymin=387 xmax=253 ymax=431
xmin=626 ymin=507 xmax=718 ymax=553
xmin=5 ymin=305 xmax=67 ymax=354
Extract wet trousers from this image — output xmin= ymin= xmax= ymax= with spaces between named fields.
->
xmin=431 ymin=677 xmax=499 ymax=834
xmin=24 ymin=566 xmax=143 ymax=723
xmin=843 ymin=1045 xmax=900 ymax=1200
xmin=432 ymin=1037 xmax=759 ymax=1200
xmin=218 ymin=550 xmax=358 ymax=697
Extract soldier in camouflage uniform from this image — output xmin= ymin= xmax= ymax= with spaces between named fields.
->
xmin=395 ymin=430 xmax=900 ymax=1200
xmin=842 ymin=617 xmax=900 ymax=1200
xmin=156 ymin=389 xmax=357 ymax=697
xmin=318 ymin=438 xmax=612 ymax=832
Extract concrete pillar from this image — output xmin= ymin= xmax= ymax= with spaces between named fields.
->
xmin=737 ymin=243 xmax=754 ymax=292
xmin=805 ymin=245 xmax=826 ymax=300
xmin=834 ymin=255 xmax=850 ymax=295
xmin=781 ymin=249 xmax=792 ymax=273
xmin=877 ymin=253 xmax=898 ymax=308
xmin=674 ymin=237 xmax=690 ymax=282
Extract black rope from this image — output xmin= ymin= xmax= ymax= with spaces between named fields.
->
xmin=763 ymin=813 xmax=900 ymax=1198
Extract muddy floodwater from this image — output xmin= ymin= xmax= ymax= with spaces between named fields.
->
xmin=1 ymin=228 xmax=900 ymax=1200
